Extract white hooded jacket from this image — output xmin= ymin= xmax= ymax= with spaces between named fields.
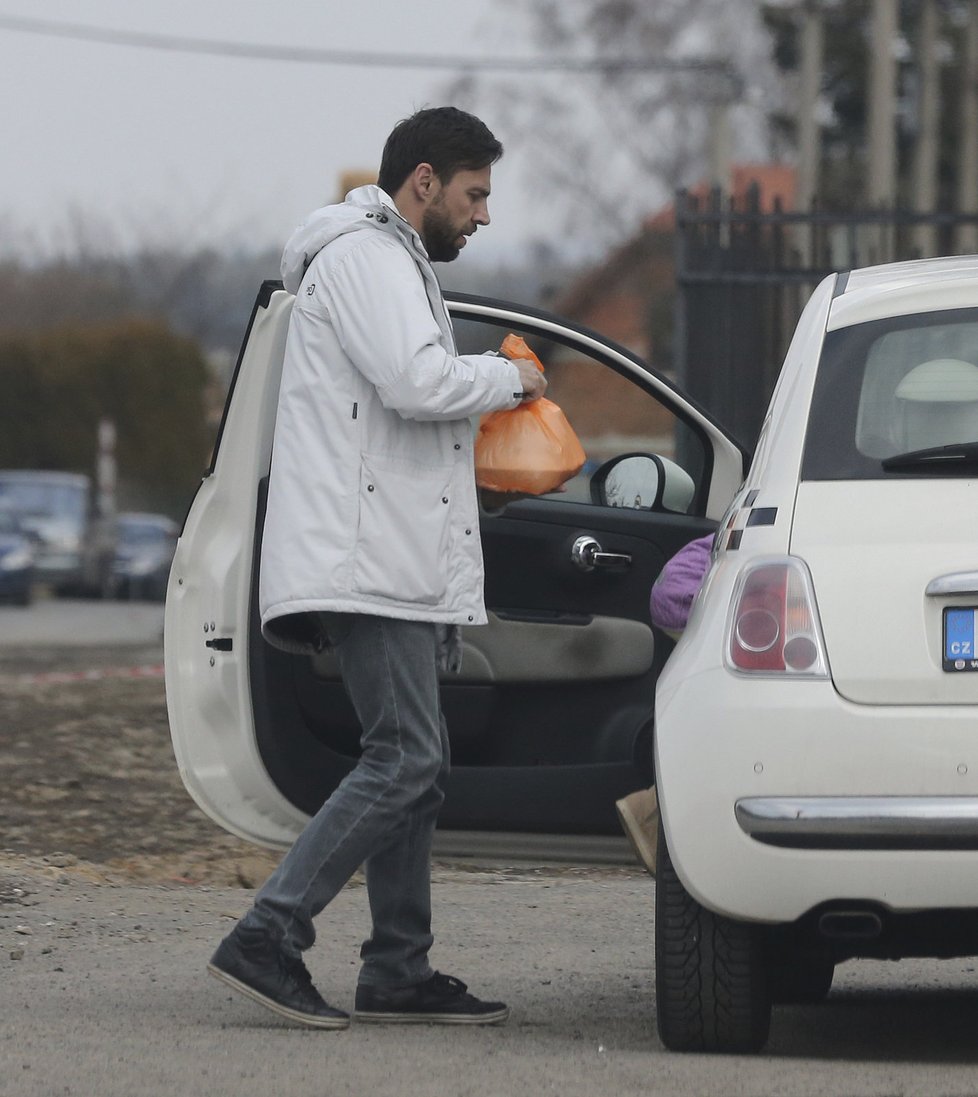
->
xmin=259 ymin=185 xmax=523 ymax=653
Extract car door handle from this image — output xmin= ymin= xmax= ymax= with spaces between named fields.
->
xmin=571 ymin=535 xmax=632 ymax=572
xmin=925 ymin=572 xmax=978 ymax=597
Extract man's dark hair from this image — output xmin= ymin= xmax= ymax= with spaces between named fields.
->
xmin=377 ymin=107 xmax=503 ymax=195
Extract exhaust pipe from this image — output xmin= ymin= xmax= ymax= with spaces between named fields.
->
xmin=817 ymin=910 xmax=883 ymax=941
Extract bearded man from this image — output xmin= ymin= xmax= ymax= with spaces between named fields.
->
xmin=207 ymin=107 xmax=546 ymax=1029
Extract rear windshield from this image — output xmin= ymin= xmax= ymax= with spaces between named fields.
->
xmin=802 ymin=307 xmax=978 ymax=479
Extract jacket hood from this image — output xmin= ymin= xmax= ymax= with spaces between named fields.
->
xmin=280 ymin=185 xmax=414 ymax=294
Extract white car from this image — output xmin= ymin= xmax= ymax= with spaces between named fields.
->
xmin=166 ymin=258 xmax=978 ymax=1055
xmin=655 ymin=255 xmax=978 ymax=1052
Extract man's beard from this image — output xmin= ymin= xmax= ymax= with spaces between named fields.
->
xmin=422 ymin=203 xmax=464 ymax=263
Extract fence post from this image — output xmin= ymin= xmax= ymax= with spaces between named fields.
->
xmin=672 ymin=189 xmax=689 ymax=391
xmin=797 ymin=0 xmax=824 ymax=268
xmin=913 ymin=0 xmax=941 ymax=257
xmin=958 ymin=4 xmax=978 ymax=253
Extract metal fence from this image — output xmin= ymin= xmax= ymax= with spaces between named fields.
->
xmin=673 ymin=187 xmax=978 ymax=450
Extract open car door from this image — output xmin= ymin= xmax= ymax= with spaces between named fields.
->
xmin=165 ymin=284 xmax=745 ymax=859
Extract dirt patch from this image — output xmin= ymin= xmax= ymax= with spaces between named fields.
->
xmin=0 ymin=644 xmax=283 ymax=888
xmin=0 ymin=643 xmax=644 ymax=895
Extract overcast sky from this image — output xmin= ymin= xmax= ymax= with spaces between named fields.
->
xmin=0 ymin=1 xmax=548 ymax=263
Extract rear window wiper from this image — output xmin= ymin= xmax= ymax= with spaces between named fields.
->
xmin=882 ymin=441 xmax=978 ymax=470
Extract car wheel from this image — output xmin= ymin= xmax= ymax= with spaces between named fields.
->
xmin=655 ymin=819 xmax=772 ymax=1053
xmin=767 ymin=951 xmax=834 ymax=1004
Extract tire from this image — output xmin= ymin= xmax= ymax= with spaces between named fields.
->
xmin=655 ymin=821 xmax=771 ymax=1053
xmin=767 ymin=952 xmax=834 ymax=1004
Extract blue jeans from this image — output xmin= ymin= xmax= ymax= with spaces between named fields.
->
xmin=240 ymin=614 xmax=450 ymax=988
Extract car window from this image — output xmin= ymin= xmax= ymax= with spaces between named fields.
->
xmin=804 ymin=307 xmax=978 ymax=479
xmin=452 ymin=314 xmax=708 ymax=513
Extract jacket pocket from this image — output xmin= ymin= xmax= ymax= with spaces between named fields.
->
xmin=353 ymin=455 xmax=452 ymax=606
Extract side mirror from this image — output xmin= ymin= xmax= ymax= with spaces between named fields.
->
xmin=589 ymin=453 xmax=695 ymax=514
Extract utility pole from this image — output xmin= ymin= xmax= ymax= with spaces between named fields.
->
xmin=797 ymin=1 xmax=824 ymax=266
xmin=706 ymin=66 xmax=741 ymax=246
xmin=958 ymin=2 xmax=978 ymax=252
xmin=912 ymin=0 xmax=940 ymax=257
xmin=96 ymin=417 xmax=117 ymax=600
xmin=96 ymin=417 xmax=117 ymax=525
xmin=707 ymin=101 xmax=731 ymax=193
xmin=706 ymin=64 xmax=740 ymax=196
xmin=797 ymin=1 xmax=824 ymax=213
xmin=867 ymin=0 xmax=899 ymax=261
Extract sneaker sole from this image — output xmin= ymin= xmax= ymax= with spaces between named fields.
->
xmin=207 ymin=963 xmax=350 ymax=1030
xmin=354 ymin=1005 xmax=510 ymax=1026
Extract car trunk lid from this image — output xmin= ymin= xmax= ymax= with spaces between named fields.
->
xmin=791 ymin=480 xmax=978 ymax=705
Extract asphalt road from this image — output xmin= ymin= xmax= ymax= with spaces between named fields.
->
xmin=0 ymin=596 xmax=164 ymax=649
xmin=4 ymin=600 xmax=978 ymax=1095
xmin=6 ymin=857 xmax=978 ymax=1097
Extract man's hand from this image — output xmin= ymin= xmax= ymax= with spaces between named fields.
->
xmin=512 ymin=358 xmax=548 ymax=402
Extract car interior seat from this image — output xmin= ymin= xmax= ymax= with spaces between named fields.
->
xmin=894 ymin=357 xmax=978 ymax=452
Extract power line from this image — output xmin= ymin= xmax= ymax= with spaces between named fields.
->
xmin=0 ymin=11 xmax=736 ymax=77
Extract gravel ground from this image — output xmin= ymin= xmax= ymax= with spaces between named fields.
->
xmin=0 ymin=638 xmax=641 ymax=890
xmin=0 ymin=641 xmax=284 ymax=888
xmin=0 ymin=638 xmax=664 ymax=1097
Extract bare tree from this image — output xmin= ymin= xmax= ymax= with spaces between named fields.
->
xmin=444 ymin=0 xmax=783 ymax=252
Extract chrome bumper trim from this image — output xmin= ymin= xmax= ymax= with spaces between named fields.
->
xmin=735 ymin=796 xmax=978 ymax=850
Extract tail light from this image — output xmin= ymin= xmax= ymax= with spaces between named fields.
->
xmin=725 ymin=557 xmax=829 ymax=677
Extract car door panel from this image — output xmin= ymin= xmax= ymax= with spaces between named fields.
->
xmin=247 ymin=482 xmax=713 ymax=834
xmin=167 ymin=284 xmax=744 ymax=847
xmin=452 ymin=611 xmax=656 ymax=682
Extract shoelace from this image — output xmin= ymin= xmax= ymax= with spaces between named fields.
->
xmin=429 ymin=972 xmax=467 ymax=998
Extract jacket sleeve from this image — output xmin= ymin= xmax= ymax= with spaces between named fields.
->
xmin=320 ymin=234 xmax=523 ymax=420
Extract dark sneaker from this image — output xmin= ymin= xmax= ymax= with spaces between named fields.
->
xmin=355 ymin=971 xmax=509 ymax=1025
xmin=208 ymin=926 xmax=350 ymax=1029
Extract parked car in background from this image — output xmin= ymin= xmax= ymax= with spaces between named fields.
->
xmin=654 ymin=255 xmax=978 ymax=1053
xmin=111 ymin=511 xmax=178 ymax=601
xmin=0 ymin=470 xmax=115 ymax=597
xmin=0 ymin=508 xmax=35 ymax=606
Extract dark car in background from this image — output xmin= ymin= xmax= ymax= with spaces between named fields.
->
xmin=0 ymin=509 xmax=35 ymax=605
xmin=111 ymin=512 xmax=179 ymax=601
xmin=0 ymin=470 xmax=115 ymax=597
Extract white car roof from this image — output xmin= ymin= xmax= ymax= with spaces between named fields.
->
xmin=829 ymin=254 xmax=978 ymax=331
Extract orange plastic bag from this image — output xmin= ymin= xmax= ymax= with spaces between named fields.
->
xmin=474 ymin=335 xmax=586 ymax=494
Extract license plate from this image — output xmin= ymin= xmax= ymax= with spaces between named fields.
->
xmin=944 ymin=607 xmax=978 ymax=671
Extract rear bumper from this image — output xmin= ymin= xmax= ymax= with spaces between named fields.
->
xmin=736 ymin=796 xmax=978 ymax=850
xmin=655 ymin=665 xmax=978 ymax=923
